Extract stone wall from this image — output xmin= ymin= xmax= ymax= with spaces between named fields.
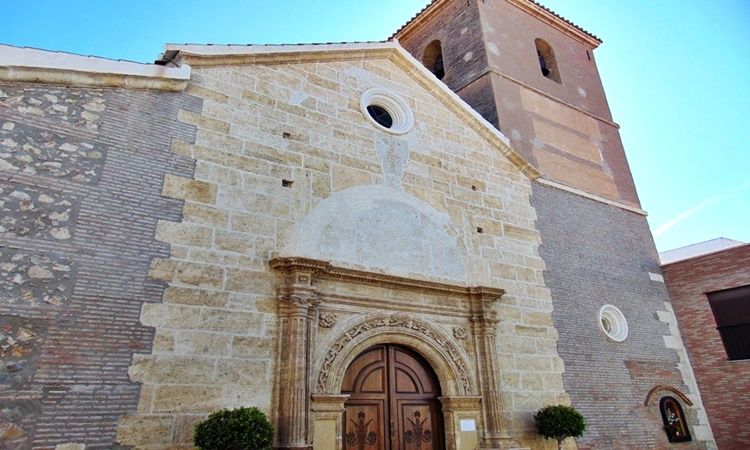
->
xmin=662 ymin=244 xmax=750 ymax=449
xmin=117 ymin=53 xmax=568 ymax=449
xmin=532 ymin=182 xmax=714 ymax=449
xmin=0 ymin=83 xmax=199 ymax=448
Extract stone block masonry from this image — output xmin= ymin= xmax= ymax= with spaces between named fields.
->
xmin=115 ymin=50 xmax=567 ymax=449
xmin=0 ymin=83 xmax=200 ymax=448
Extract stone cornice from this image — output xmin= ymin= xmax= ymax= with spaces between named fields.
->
xmin=164 ymin=41 xmax=542 ymax=180
xmin=506 ymin=0 xmax=602 ymax=48
xmin=165 ymin=42 xmax=395 ymax=67
xmin=269 ymin=256 xmax=506 ymax=298
xmin=390 ymin=0 xmax=447 ymax=41
xmin=0 ymin=45 xmax=190 ymax=91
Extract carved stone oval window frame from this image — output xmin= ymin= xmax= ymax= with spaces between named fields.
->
xmin=599 ymin=304 xmax=628 ymax=342
xmin=360 ymin=87 xmax=414 ymax=135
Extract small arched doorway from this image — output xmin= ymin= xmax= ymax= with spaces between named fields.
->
xmin=341 ymin=344 xmax=445 ymax=450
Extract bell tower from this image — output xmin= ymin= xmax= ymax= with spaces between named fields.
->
xmin=395 ymin=2 xmax=716 ymax=448
xmin=395 ymin=0 xmax=640 ymax=208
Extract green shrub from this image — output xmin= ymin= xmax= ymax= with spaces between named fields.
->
xmin=194 ymin=407 xmax=273 ymax=450
xmin=534 ymin=404 xmax=586 ymax=450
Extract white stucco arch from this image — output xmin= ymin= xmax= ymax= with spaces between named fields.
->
xmin=279 ymin=184 xmax=468 ymax=282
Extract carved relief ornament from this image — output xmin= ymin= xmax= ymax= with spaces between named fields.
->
xmin=319 ymin=312 xmax=337 ymax=328
xmin=315 ymin=313 xmax=476 ymax=396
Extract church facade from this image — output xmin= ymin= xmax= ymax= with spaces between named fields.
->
xmin=0 ymin=1 xmax=716 ymax=449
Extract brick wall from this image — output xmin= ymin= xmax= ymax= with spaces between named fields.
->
xmin=662 ymin=244 xmax=750 ymax=449
xmin=532 ymin=182 xmax=711 ymax=449
xmin=0 ymin=83 xmax=199 ymax=448
xmin=396 ymin=0 xmax=498 ymax=127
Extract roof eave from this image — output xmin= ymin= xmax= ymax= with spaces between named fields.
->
xmin=507 ymin=0 xmax=601 ymax=47
xmin=393 ymin=0 xmax=601 ymax=48
xmin=0 ymin=44 xmax=190 ymax=91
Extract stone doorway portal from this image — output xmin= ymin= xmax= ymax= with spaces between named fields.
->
xmin=342 ymin=344 xmax=445 ymax=450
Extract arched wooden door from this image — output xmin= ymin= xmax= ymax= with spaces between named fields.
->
xmin=341 ymin=344 xmax=445 ymax=450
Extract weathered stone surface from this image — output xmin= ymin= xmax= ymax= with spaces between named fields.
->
xmin=173 ymin=414 xmax=205 ymax=444
xmin=0 ymin=85 xmax=104 ymax=130
xmin=174 ymin=331 xmax=231 ymax=356
xmin=152 ymin=385 xmax=223 ymax=413
xmin=216 ymin=359 xmax=270 ymax=386
xmin=155 ymin=220 xmax=213 ymax=247
xmin=129 ymin=355 xmax=215 ymax=384
xmin=173 ymin=262 xmax=224 ymax=289
xmin=0 ymin=247 xmax=75 ymax=307
xmin=55 ymin=444 xmax=86 ymax=450
xmin=224 ymin=269 xmax=272 ymax=294
xmin=0 ymin=181 xmax=78 ymax=239
xmin=148 ymin=258 xmax=177 ymax=281
xmin=0 ymin=399 xmax=39 ymax=449
xmin=231 ymin=336 xmax=275 ymax=358
xmin=214 ymin=230 xmax=253 ymax=254
xmin=117 ymin=415 xmax=173 ymax=445
xmin=0 ymin=122 xmax=106 ymax=184
xmin=0 ymin=315 xmax=45 ymax=389
xmin=183 ymin=203 xmax=229 ymax=227
xmin=141 ymin=304 xmax=202 ymax=330
xmin=162 ymin=174 xmax=217 ymax=204
xmin=163 ymin=286 xmax=228 ymax=307
xmin=199 ymin=309 xmax=264 ymax=333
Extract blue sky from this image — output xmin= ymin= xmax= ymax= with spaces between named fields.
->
xmin=3 ymin=0 xmax=749 ymax=252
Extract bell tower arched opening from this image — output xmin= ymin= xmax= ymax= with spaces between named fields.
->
xmin=422 ymin=40 xmax=446 ymax=80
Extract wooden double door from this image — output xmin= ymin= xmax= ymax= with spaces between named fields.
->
xmin=342 ymin=344 xmax=445 ymax=450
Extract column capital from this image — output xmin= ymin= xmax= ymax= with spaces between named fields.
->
xmin=468 ymin=286 xmax=503 ymax=323
xmin=278 ymin=292 xmax=318 ymax=318
xmin=311 ymin=394 xmax=349 ymax=412
xmin=438 ymin=395 xmax=483 ymax=412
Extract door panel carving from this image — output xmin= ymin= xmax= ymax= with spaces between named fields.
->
xmin=342 ymin=345 xmax=444 ymax=450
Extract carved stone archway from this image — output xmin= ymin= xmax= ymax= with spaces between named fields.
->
xmin=270 ymin=257 xmax=523 ymax=450
xmin=312 ymin=315 xmax=483 ymax=450
xmin=313 ymin=312 xmax=477 ymax=398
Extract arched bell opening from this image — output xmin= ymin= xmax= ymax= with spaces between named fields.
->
xmin=341 ymin=344 xmax=446 ymax=450
xmin=423 ymin=40 xmax=446 ymax=80
xmin=534 ymin=38 xmax=561 ymax=83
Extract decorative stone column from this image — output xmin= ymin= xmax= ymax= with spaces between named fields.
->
xmin=469 ymin=288 xmax=519 ymax=449
xmin=273 ymin=262 xmax=321 ymax=450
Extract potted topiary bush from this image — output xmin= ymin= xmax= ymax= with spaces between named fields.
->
xmin=534 ymin=404 xmax=586 ymax=450
xmin=194 ymin=406 xmax=273 ymax=450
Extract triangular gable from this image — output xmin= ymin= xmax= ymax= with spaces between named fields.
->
xmin=163 ymin=41 xmax=541 ymax=180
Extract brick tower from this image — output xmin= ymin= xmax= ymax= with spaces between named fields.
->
xmin=396 ymin=0 xmax=639 ymax=209
xmin=396 ymin=1 xmax=716 ymax=448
